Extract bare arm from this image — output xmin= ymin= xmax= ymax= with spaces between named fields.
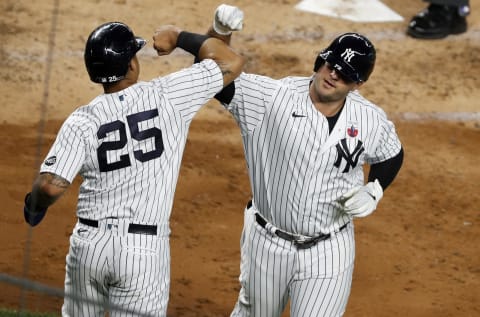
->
xmin=198 ymin=37 xmax=243 ymax=86
xmin=32 ymin=172 xmax=70 ymax=207
xmin=152 ymin=25 xmax=244 ymax=87
xmin=203 ymin=4 xmax=244 ymax=103
xmin=203 ymin=29 xmax=237 ymax=104
xmin=24 ymin=172 xmax=70 ymax=226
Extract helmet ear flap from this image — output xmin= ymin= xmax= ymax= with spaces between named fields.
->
xmin=313 ymin=54 xmax=324 ymax=72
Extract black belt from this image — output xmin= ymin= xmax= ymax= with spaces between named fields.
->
xmin=248 ymin=200 xmax=348 ymax=249
xmin=78 ymin=218 xmax=157 ymax=236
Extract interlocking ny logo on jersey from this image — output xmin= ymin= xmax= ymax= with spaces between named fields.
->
xmin=334 ymin=139 xmax=364 ymax=173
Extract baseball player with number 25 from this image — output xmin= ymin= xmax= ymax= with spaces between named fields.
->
xmin=206 ymin=4 xmax=404 ymax=317
xmin=22 ymin=21 xmax=243 ymax=316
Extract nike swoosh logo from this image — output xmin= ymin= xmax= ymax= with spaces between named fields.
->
xmin=367 ymin=192 xmax=376 ymax=201
xmin=292 ymin=112 xmax=307 ymax=118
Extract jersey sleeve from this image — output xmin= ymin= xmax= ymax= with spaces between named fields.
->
xmin=40 ymin=114 xmax=86 ymax=183
xmin=151 ymin=59 xmax=223 ymax=123
xmin=222 ymin=73 xmax=279 ymax=134
xmin=366 ymin=114 xmax=402 ymax=164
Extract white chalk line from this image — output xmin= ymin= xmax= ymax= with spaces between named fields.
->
xmin=392 ymin=112 xmax=480 ymax=122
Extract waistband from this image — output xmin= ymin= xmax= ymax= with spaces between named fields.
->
xmin=78 ymin=218 xmax=157 ymax=236
xmin=248 ymin=200 xmax=349 ymax=249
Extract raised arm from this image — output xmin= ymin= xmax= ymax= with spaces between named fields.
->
xmin=202 ymin=4 xmax=245 ymax=103
xmin=198 ymin=37 xmax=243 ymax=86
xmin=152 ymin=25 xmax=244 ymax=87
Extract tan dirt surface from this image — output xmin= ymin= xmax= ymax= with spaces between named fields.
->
xmin=0 ymin=0 xmax=479 ymax=316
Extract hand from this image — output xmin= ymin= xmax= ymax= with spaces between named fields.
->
xmin=338 ymin=179 xmax=384 ymax=218
xmin=213 ymin=4 xmax=244 ymax=35
xmin=153 ymin=25 xmax=182 ymax=56
xmin=24 ymin=192 xmax=48 ymax=227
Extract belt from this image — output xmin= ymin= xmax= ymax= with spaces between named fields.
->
xmin=78 ymin=218 xmax=157 ymax=236
xmin=248 ymin=200 xmax=348 ymax=249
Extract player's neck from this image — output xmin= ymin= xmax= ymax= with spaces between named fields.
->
xmin=313 ymin=99 xmax=345 ymax=118
xmin=103 ymin=79 xmax=136 ymax=94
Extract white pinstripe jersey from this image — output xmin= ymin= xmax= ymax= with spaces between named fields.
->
xmin=40 ymin=60 xmax=223 ymax=235
xmin=223 ymin=73 xmax=402 ymax=236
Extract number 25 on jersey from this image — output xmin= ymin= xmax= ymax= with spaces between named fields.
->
xmin=96 ymin=109 xmax=164 ymax=172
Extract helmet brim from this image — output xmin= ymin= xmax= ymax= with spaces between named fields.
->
xmin=324 ymin=54 xmax=360 ymax=83
xmin=135 ymin=37 xmax=147 ymax=53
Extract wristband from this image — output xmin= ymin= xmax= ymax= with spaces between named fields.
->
xmin=176 ymin=31 xmax=208 ymax=57
xmin=23 ymin=192 xmax=48 ymax=227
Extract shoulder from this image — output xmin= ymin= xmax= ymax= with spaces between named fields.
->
xmin=237 ymin=72 xmax=271 ymax=82
xmin=347 ymin=90 xmax=388 ymax=118
xmin=280 ymin=75 xmax=311 ymax=93
xmin=197 ymin=59 xmax=220 ymax=70
xmin=183 ymin=59 xmax=221 ymax=75
xmin=281 ymin=75 xmax=310 ymax=85
xmin=236 ymin=73 xmax=309 ymax=91
xmin=65 ymin=105 xmax=91 ymax=124
xmin=63 ymin=102 xmax=103 ymax=134
xmin=186 ymin=59 xmax=222 ymax=78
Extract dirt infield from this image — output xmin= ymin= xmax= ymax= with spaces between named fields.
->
xmin=1 ymin=0 xmax=479 ymax=316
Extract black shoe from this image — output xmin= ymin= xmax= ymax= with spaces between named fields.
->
xmin=407 ymin=4 xmax=467 ymax=39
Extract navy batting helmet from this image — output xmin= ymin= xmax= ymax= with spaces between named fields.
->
xmin=313 ymin=33 xmax=376 ymax=83
xmin=84 ymin=22 xmax=146 ymax=84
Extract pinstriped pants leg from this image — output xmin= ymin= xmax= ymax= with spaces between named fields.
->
xmin=289 ymin=224 xmax=355 ymax=317
xmin=231 ymin=210 xmax=355 ymax=317
xmin=62 ymin=223 xmax=170 ymax=317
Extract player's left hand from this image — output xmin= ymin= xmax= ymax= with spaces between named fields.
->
xmin=213 ymin=4 xmax=244 ymax=35
xmin=23 ymin=192 xmax=48 ymax=227
xmin=338 ymin=179 xmax=383 ymax=218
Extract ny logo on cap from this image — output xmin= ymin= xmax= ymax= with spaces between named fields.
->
xmin=342 ymin=48 xmax=363 ymax=62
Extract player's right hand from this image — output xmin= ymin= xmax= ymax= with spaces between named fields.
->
xmin=213 ymin=4 xmax=244 ymax=35
xmin=23 ymin=192 xmax=48 ymax=227
xmin=153 ymin=25 xmax=182 ymax=56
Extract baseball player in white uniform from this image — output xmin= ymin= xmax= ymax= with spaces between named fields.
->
xmin=22 ymin=22 xmax=244 ymax=316
xmin=206 ymin=5 xmax=404 ymax=317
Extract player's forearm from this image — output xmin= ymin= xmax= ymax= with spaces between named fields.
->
xmin=31 ymin=172 xmax=69 ymax=208
xmin=203 ymin=27 xmax=236 ymax=102
xmin=24 ymin=172 xmax=69 ymax=227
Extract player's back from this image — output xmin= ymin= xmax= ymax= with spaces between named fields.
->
xmin=40 ymin=60 xmax=223 ymax=230
xmin=72 ymin=82 xmax=190 ymax=227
